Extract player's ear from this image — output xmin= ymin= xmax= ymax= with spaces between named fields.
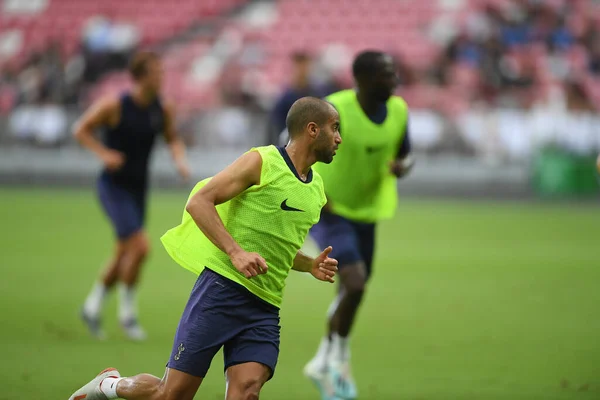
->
xmin=307 ymin=122 xmax=319 ymax=139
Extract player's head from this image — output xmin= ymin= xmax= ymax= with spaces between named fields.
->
xmin=129 ymin=51 xmax=162 ymax=95
xmin=286 ymin=97 xmax=341 ymax=164
xmin=291 ymin=51 xmax=312 ymax=86
xmin=352 ymin=50 xmax=399 ymax=102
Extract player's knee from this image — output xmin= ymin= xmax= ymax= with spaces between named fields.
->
xmin=345 ymin=279 xmax=366 ymax=301
xmin=133 ymin=234 xmax=151 ymax=259
xmin=153 ymin=381 xmax=188 ymax=400
xmin=228 ymin=377 xmax=262 ymax=400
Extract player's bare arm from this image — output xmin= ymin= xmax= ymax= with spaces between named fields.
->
xmin=292 ymin=248 xmax=338 ymax=283
xmin=73 ymin=96 xmax=124 ymax=171
xmin=186 ymin=151 xmax=268 ymax=278
xmin=163 ymin=102 xmax=190 ymax=180
xmin=596 ymin=153 xmax=600 ymax=174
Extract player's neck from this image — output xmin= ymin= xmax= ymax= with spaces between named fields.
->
xmin=131 ymin=86 xmax=156 ymax=107
xmin=285 ymin=142 xmax=314 ymax=180
xmin=356 ymin=90 xmax=380 ymax=116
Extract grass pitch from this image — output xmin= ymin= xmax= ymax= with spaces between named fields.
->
xmin=0 ymin=188 xmax=598 ymax=400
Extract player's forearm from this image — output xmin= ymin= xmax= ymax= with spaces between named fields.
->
xmin=168 ymin=138 xmax=187 ymax=166
xmin=291 ymin=251 xmax=313 ymax=273
xmin=185 ymin=196 xmax=243 ymax=257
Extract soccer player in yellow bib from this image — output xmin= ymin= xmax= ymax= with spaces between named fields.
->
xmin=68 ymin=97 xmax=342 ymax=400
xmin=303 ymin=51 xmax=414 ymax=400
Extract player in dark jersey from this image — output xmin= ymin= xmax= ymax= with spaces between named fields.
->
xmin=74 ymin=51 xmax=190 ymax=341
xmin=304 ymin=51 xmax=414 ymax=400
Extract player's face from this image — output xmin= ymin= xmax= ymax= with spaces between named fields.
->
xmin=367 ymin=55 xmax=399 ymax=102
xmin=142 ymin=59 xmax=163 ymax=94
xmin=315 ymin=111 xmax=341 ymax=164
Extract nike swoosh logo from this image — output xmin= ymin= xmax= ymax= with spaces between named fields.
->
xmin=366 ymin=146 xmax=386 ymax=153
xmin=281 ymin=199 xmax=304 ymax=212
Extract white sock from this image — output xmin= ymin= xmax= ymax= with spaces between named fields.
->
xmin=326 ymin=293 xmax=342 ymax=319
xmin=83 ymin=282 xmax=107 ymax=318
xmin=118 ymin=284 xmax=137 ymax=323
xmin=99 ymin=376 xmax=123 ymax=399
xmin=310 ymin=337 xmax=331 ymax=370
xmin=330 ymin=333 xmax=350 ymax=363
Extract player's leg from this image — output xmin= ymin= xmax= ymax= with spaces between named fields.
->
xmin=112 ymin=368 xmax=202 ymax=400
xmin=69 ymin=367 xmax=202 ymax=400
xmin=82 ymin=241 xmax=126 ymax=337
xmin=70 ymin=268 xmax=229 ymax=400
xmin=225 ymin=363 xmax=271 ymax=400
xmin=118 ymin=229 xmax=150 ymax=340
xmin=326 ymin=223 xmax=375 ymax=399
xmin=81 ymin=177 xmax=131 ymax=339
xmin=305 ymin=213 xmax=370 ymax=399
xmin=222 ymin=278 xmax=281 ymax=400
xmin=111 ymin=188 xmax=150 ymax=340
xmin=329 ymin=222 xmax=375 ymax=339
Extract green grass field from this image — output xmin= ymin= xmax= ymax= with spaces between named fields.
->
xmin=1 ymin=188 xmax=599 ymax=400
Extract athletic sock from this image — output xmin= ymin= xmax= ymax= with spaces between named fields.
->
xmin=118 ymin=284 xmax=137 ymax=323
xmin=330 ymin=333 xmax=350 ymax=364
xmin=311 ymin=336 xmax=331 ymax=370
xmin=83 ymin=282 xmax=107 ymax=318
xmin=99 ymin=376 xmax=123 ymax=399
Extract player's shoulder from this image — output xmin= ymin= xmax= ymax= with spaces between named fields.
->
xmin=388 ymin=95 xmax=409 ymax=115
xmin=247 ymin=144 xmax=279 ymax=159
xmin=94 ymin=94 xmax=122 ymax=113
xmin=324 ymin=89 xmax=355 ymax=109
xmin=388 ymin=94 xmax=408 ymax=108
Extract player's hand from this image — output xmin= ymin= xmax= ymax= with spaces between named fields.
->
xmin=230 ymin=250 xmax=268 ymax=279
xmin=176 ymin=161 xmax=191 ymax=181
xmin=310 ymin=246 xmax=338 ymax=283
xmin=389 ymin=156 xmax=414 ymax=178
xmin=596 ymin=154 xmax=600 ymax=174
xmin=102 ymin=149 xmax=125 ymax=171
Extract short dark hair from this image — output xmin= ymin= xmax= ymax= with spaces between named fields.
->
xmin=291 ymin=51 xmax=311 ymax=63
xmin=128 ymin=51 xmax=159 ymax=81
xmin=286 ymin=97 xmax=334 ymax=138
xmin=352 ymin=50 xmax=387 ymax=80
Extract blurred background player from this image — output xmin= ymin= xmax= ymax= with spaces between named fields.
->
xmin=74 ymin=51 xmax=190 ymax=341
xmin=68 ymin=97 xmax=341 ymax=400
xmin=267 ymin=51 xmax=331 ymax=145
xmin=304 ymin=50 xmax=414 ymax=400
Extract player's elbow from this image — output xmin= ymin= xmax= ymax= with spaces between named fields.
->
xmin=185 ymin=197 xmax=199 ymax=216
xmin=72 ymin=121 xmax=86 ymax=143
xmin=185 ymin=194 xmax=210 ymax=217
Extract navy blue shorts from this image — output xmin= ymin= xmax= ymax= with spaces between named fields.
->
xmin=167 ymin=268 xmax=280 ymax=378
xmin=310 ymin=211 xmax=376 ymax=279
xmin=97 ymin=174 xmax=146 ymax=240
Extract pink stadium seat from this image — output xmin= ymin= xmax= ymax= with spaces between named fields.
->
xmin=1 ymin=0 xmax=245 ymax=67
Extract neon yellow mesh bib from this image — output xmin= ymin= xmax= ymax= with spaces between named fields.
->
xmin=314 ymin=89 xmax=408 ymax=222
xmin=161 ymin=145 xmax=326 ymax=308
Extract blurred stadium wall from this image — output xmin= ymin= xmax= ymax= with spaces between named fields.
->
xmin=1 ymin=0 xmax=599 ymax=197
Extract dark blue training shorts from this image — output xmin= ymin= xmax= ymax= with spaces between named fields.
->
xmin=310 ymin=210 xmax=376 ymax=279
xmin=97 ymin=174 xmax=146 ymax=240
xmin=167 ymin=268 xmax=281 ymax=378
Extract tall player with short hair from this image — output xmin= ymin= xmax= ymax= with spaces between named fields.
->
xmin=304 ymin=50 xmax=414 ymax=400
xmin=69 ymin=97 xmax=342 ymax=400
xmin=74 ymin=51 xmax=190 ymax=341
